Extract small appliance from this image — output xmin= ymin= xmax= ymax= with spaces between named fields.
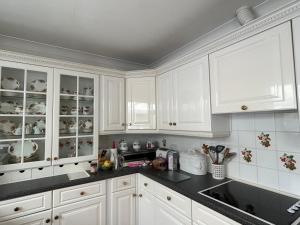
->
xmin=179 ymin=150 xmax=207 ymax=175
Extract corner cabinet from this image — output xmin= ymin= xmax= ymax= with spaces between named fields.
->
xmin=157 ymin=56 xmax=229 ymax=137
xmin=53 ymin=69 xmax=99 ymax=165
xmin=209 ymin=21 xmax=297 ymax=114
xmin=126 ymin=77 xmax=156 ymax=130
xmin=0 ymin=60 xmax=53 ymax=172
xmin=99 ymin=75 xmax=125 ymax=134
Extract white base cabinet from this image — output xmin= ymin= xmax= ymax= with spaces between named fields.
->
xmin=138 ymin=188 xmax=155 ymax=225
xmin=52 ymin=196 xmax=106 ymax=225
xmin=0 ymin=210 xmax=52 ymax=225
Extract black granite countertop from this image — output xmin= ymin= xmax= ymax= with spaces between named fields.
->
xmin=0 ymin=167 xmax=298 ymax=225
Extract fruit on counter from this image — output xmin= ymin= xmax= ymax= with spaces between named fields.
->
xmin=101 ymin=160 xmax=113 ymax=170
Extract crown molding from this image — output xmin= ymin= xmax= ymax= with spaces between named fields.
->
xmin=125 ymin=69 xmax=157 ymax=78
xmin=0 ymin=49 xmax=126 ymax=76
xmin=154 ymin=1 xmax=300 ymax=74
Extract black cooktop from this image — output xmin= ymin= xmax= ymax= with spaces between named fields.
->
xmin=201 ymin=181 xmax=300 ymax=225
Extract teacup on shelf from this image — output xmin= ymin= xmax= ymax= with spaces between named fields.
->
xmin=82 ymin=106 xmax=91 ymax=115
xmin=82 ymin=87 xmax=93 ymax=96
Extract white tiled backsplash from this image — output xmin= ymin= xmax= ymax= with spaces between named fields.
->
xmin=104 ymin=111 xmax=300 ymax=197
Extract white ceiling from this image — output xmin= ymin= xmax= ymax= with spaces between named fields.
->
xmin=0 ymin=0 xmax=265 ymax=65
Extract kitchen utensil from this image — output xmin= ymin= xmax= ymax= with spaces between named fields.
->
xmin=215 ymin=145 xmax=225 ymax=164
xmin=119 ymin=139 xmax=128 ymax=152
xmin=30 ymin=79 xmax=47 ymax=92
xmin=209 ymin=146 xmax=216 ymax=163
xmin=132 ymin=140 xmax=141 ymax=152
xmin=1 ymin=77 xmax=20 ymax=90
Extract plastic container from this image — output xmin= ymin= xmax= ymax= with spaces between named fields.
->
xmin=179 ymin=151 xmax=207 ymax=175
xmin=212 ymin=164 xmax=225 ymax=180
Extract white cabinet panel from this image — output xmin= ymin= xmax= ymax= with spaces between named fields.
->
xmin=157 ymin=71 xmax=174 ymax=130
xmin=138 ymin=188 xmax=155 ymax=225
xmin=111 ymin=188 xmax=136 ymax=225
xmin=100 ymin=75 xmax=125 ymax=132
xmin=173 ymin=57 xmax=211 ymax=131
xmin=53 ymin=196 xmax=106 ymax=225
xmin=126 ymin=77 xmax=156 ymax=130
xmin=0 ymin=210 xmax=52 ymax=225
xmin=210 ymin=21 xmax=296 ymax=114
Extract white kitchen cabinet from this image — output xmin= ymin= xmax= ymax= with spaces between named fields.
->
xmin=52 ymin=196 xmax=106 ymax=225
xmin=192 ymin=201 xmax=240 ymax=225
xmin=157 ymin=56 xmax=229 ymax=136
xmin=155 ymin=197 xmax=191 ymax=225
xmin=126 ymin=77 xmax=156 ymax=130
xmin=53 ymin=69 xmax=99 ymax=165
xmin=138 ymin=188 xmax=155 ymax=225
xmin=110 ymin=188 xmax=136 ymax=225
xmin=0 ymin=60 xmax=53 ymax=172
xmin=100 ymin=75 xmax=125 ymax=133
xmin=0 ymin=209 xmax=52 ymax=225
xmin=209 ymin=21 xmax=296 ymax=114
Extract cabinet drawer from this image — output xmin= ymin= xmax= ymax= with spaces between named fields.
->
xmin=0 ymin=191 xmax=51 ymax=222
xmin=156 ymin=183 xmax=191 ymax=218
xmin=192 ymin=201 xmax=240 ymax=225
xmin=53 ymin=181 xmax=106 ymax=207
xmin=139 ymin=174 xmax=155 ymax=195
xmin=111 ymin=174 xmax=136 ymax=192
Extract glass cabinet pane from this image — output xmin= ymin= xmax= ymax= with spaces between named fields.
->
xmin=60 ymin=75 xmax=77 ymax=94
xmin=0 ymin=141 xmax=22 ymax=165
xmin=79 ymin=77 xmax=94 ymax=96
xmin=1 ymin=67 xmax=24 ymax=91
xmin=0 ymin=92 xmax=24 ymax=114
xmin=78 ymin=137 xmax=93 ymax=157
xmin=26 ymin=94 xmax=46 ymax=115
xmin=27 ymin=70 xmax=47 ymax=93
xmin=59 ymin=138 xmax=76 ymax=159
xmin=0 ymin=116 xmax=23 ymax=139
xmin=24 ymin=117 xmax=46 ymax=138
xmin=23 ymin=140 xmax=45 ymax=163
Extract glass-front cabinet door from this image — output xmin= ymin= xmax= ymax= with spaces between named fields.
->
xmin=53 ymin=69 xmax=98 ymax=165
xmin=0 ymin=60 xmax=53 ymax=171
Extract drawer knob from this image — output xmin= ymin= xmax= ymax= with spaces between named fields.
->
xmin=167 ymin=196 xmax=171 ymax=201
xmin=133 ymin=193 xmax=137 ymax=197
xmin=54 ymin=216 xmax=59 ymax=220
xmin=139 ymin=194 xmax=143 ymax=197
xmin=123 ymin=181 xmax=128 ymax=185
xmin=14 ymin=207 xmax=21 ymax=212
xmin=241 ymin=105 xmax=248 ymax=111
xmin=80 ymin=191 xmax=86 ymax=196
xmin=45 ymin=218 xmax=51 ymax=223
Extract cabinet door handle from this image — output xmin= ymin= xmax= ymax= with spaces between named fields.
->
xmin=123 ymin=181 xmax=128 ymax=185
xmin=45 ymin=218 xmax=51 ymax=223
xmin=53 ymin=157 xmax=59 ymax=160
xmin=144 ymin=183 xmax=148 ymax=187
xmin=121 ymin=123 xmax=125 ymax=126
xmin=241 ymin=105 xmax=248 ymax=111
xmin=14 ymin=207 xmax=21 ymax=212
xmin=172 ymin=122 xmax=176 ymax=126
xmin=167 ymin=196 xmax=171 ymax=201
xmin=54 ymin=216 xmax=59 ymax=220
xmin=128 ymin=122 xmax=132 ymax=126
xmin=133 ymin=193 xmax=137 ymax=197
xmin=46 ymin=157 xmax=51 ymax=161
xmin=80 ymin=191 xmax=86 ymax=196
xmin=139 ymin=194 xmax=143 ymax=197
xmin=169 ymin=122 xmax=172 ymax=126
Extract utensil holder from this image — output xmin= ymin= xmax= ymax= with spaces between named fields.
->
xmin=212 ymin=164 xmax=225 ymax=180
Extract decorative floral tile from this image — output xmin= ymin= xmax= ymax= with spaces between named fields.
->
xmin=280 ymin=153 xmax=297 ymax=171
xmin=241 ymin=148 xmax=253 ymax=163
xmin=257 ymin=132 xmax=271 ymax=148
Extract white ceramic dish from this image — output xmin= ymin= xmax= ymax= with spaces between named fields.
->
xmin=8 ymin=140 xmax=38 ymax=158
xmin=1 ymin=77 xmax=20 ymax=90
xmin=0 ymin=120 xmax=16 ymax=134
xmin=28 ymin=102 xmax=46 ymax=115
xmin=30 ymin=79 xmax=47 ymax=92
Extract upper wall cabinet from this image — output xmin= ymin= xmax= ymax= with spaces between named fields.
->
xmin=157 ymin=56 xmax=229 ymax=137
xmin=0 ymin=60 xmax=53 ymax=171
xmin=126 ymin=77 xmax=156 ymax=130
xmin=53 ymin=69 xmax=99 ymax=165
xmin=209 ymin=21 xmax=297 ymax=114
xmin=100 ymin=75 xmax=125 ymax=134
